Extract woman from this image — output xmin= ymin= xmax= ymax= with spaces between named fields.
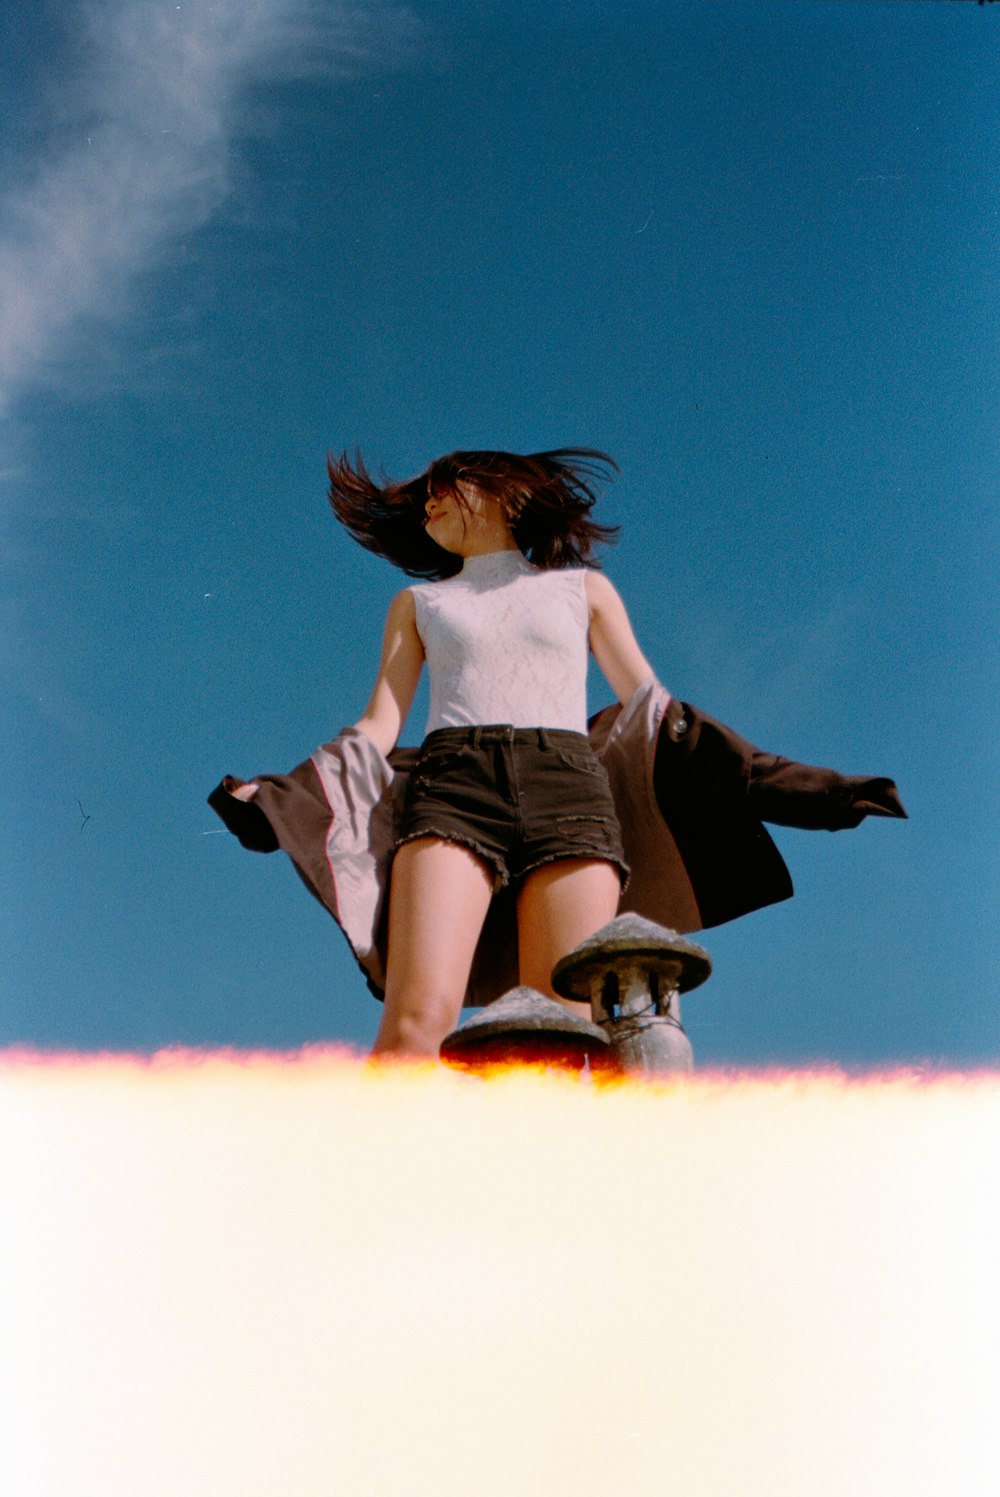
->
xmin=213 ymin=446 xmax=905 ymax=1059
xmin=333 ymin=449 xmax=649 ymax=1059
xmin=327 ymin=447 xmax=653 ymax=1058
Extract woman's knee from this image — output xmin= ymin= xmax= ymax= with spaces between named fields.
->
xmin=373 ymin=984 xmax=464 ymax=1058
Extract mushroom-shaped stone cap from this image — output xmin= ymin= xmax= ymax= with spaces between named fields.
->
xmin=551 ymin=913 xmax=712 ymax=1004
xmin=440 ymin=985 xmax=609 ymax=1067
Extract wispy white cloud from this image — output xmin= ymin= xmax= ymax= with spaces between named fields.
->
xmin=0 ymin=0 xmax=418 ymax=413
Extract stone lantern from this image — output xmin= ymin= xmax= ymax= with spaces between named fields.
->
xmin=551 ymin=912 xmax=712 ymax=1077
xmin=439 ymin=986 xmax=610 ymax=1073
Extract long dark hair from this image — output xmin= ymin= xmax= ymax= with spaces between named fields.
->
xmin=326 ymin=448 xmax=619 ymax=580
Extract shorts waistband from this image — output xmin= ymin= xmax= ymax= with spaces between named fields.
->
xmin=422 ymin=725 xmax=591 ymax=751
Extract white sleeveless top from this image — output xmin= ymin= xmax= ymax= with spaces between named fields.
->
xmin=410 ymin=550 xmax=591 ymax=736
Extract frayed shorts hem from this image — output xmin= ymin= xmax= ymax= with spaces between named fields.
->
xmin=392 ymin=827 xmax=629 ymax=897
xmin=392 ymin=827 xmax=509 ymax=892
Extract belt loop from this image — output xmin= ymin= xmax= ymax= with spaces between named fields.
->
xmin=472 ymin=726 xmax=482 ymax=750
xmin=538 ymin=727 xmax=550 ymax=750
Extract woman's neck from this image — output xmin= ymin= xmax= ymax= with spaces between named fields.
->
xmin=457 ymin=530 xmax=519 ymax=559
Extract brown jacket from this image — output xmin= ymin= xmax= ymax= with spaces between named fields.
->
xmin=209 ymin=680 xmax=905 ymax=1006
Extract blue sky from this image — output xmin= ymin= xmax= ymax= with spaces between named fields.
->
xmin=2 ymin=0 xmax=997 ymax=1064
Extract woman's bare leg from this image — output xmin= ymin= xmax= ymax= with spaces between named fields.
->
xmin=516 ymin=859 xmax=621 ymax=1015
xmin=373 ymin=837 xmax=495 ymax=1059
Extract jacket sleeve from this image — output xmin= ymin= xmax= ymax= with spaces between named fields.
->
xmin=207 ymin=777 xmax=280 ymax=852
xmin=746 ymin=753 xmax=907 ymax=829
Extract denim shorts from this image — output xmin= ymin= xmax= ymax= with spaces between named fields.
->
xmin=395 ymin=725 xmax=629 ymax=892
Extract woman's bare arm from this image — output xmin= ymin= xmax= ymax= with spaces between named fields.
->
xmin=585 ymin=571 xmax=663 ymax=706
xmin=353 ymin=588 xmax=425 ymax=756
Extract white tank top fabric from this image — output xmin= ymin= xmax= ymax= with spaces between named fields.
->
xmin=410 ymin=550 xmax=591 ymax=737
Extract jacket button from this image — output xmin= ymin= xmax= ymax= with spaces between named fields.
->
xmin=675 ymin=717 xmax=688 ymax=735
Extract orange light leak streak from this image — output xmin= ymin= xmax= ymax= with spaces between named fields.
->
xmin=3 ymin=1049 xmax=998 ymax=1497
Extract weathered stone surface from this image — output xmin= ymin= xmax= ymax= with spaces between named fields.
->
xmin=550 ymin=912 xmax=711 ymax=1005
xmin=440 ymin=985 xmax=609 ymax=1071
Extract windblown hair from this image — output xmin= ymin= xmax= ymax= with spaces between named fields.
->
xmin=326 ymin=448 xmax=619 ymax=580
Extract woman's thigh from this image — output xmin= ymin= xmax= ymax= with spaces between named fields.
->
xmin=375 ymin=837 xmax=495 ymax=1056
xmin=516 ymin=857 xmax=621 ymax=1005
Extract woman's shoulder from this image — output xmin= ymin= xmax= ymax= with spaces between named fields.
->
xmin=405 ymin=568 xmax=464 ymax=597
xmin=404 ymin=577 xmax=447 ymax=608
xmin=382 ymin=587 xmax=420 ymax=626
xmin=581 ymin=570 xmax=625 ymax=607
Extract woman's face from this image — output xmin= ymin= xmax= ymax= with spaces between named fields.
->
xmin=423 ymin=480 xmax=505 ymax=555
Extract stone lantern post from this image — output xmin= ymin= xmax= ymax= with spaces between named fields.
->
xmin=551 ymin=912 xmax=711 ymax=1077
xmin=439 ymin=986 xmax=610 ymax=1072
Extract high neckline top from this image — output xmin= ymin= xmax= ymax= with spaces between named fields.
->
xmin=409 ymin=556 xmax=590 ymax=736
xmin=457 ymin=549 xmax=534 ymax=582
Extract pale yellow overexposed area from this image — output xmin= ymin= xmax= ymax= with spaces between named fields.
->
xmin=2 ymin=1052 xmax=998 ymax=1497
